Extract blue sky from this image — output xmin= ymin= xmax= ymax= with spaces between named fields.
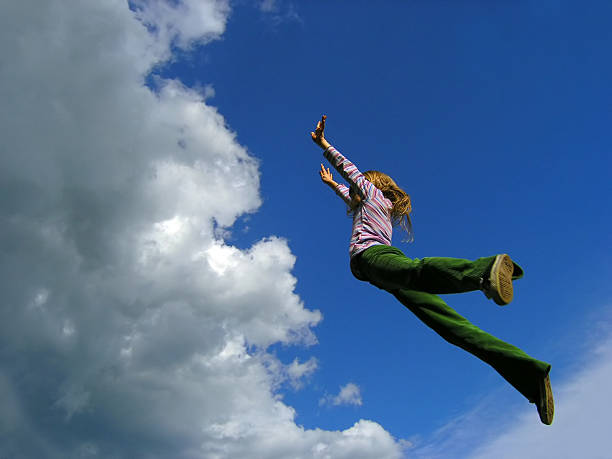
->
xmin=159 ymin=0 xmax=611 ymax=436
xmin=162 ymin=0 xmax=611 ymax=451
xmin=1 ymin=1 xmax=611 ymax=458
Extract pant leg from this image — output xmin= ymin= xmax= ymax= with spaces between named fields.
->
xmin=391 ymin=288 xmax=550 ymax=402
xmin=357 ymin=245 xmax=524 ymax=294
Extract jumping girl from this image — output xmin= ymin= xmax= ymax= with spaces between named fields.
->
xmin=311 ymin=115 xmax=554 ymax=425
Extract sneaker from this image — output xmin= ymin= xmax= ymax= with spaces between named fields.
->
xmin=482 ymin=254 xmax=515 ymax=305
xmin=536 ymin=374 xmax=554 ymax=425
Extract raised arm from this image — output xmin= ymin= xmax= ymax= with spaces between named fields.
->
xmin=322 ymin=146 xmax=369 ymax=200
xmin=311 ymin=115 xmax=369 ymax=200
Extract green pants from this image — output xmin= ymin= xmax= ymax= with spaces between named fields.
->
xmin=351 ymin=244 xmax=550 ymax=403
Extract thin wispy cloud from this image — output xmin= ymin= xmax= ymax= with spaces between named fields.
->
xmin=258 ymin=0 xmax=302 ymax=24
xmin=260 ymin=0 xmax=278 ymax=13
xmin=466 ymin=310 xmax=612 ymax=459
xmin=407 ymin=306 xmax=612 ymax=459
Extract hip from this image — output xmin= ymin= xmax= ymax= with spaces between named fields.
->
xmin=350 ymin=243 xmax=404 ymax=281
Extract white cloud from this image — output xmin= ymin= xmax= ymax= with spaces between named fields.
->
xmin=321 ymin=383 xmax=364 ymax=407
xmin=0 ymin=1 xmax=402 ymax=458
xmin=131 ymin=0 xmax=231 ymax=50
xmin=286 ymin=357 xmax=319 ymax=389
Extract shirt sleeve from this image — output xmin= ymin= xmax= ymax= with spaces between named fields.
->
xmin=333 ymin=184 xmax=351 ymax=205
xmin=323 ymin=146 xmax=371 ymax=200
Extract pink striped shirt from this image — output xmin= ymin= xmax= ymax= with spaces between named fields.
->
xmin=324 ymin=146 xmax=393 ymax=259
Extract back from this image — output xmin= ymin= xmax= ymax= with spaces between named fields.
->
xmin=323 ymin=146 xmax=393 ymax=258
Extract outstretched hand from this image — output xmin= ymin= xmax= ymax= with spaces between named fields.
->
xmin=310 ymin=115 xmax=331 ymax=150
xmin=319 ymin=164 xmax=337 ymax=188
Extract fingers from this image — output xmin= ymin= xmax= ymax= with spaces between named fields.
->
xmin=311 ymin=116 xmax=327 ymax=145
xmin=314 ymin=115 xmax=326 ymax=133
xmin=318 ymin=164 xmax=332 ymax=183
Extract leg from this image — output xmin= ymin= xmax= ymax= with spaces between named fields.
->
xmin=390 ymin=287 xmax=550 ymax=403
xmin=357 ymin=245 xmax=524 ymax=294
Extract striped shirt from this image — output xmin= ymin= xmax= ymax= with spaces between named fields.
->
xmin=324 ymin=146 xmax=393 ymax=259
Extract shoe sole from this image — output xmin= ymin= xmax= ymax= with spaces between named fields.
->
xmin=489 ymin=254 xmax=514 ymax=305
xmin=537 ymin=374 xmax=554 ymax=425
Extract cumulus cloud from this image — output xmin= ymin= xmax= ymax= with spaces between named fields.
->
xmin=321 ymin=383 xmax=364 ymax=407
xmin=0 ymin=1 xmax=402 ymax=457
xmin=131 ymin=0 xmax=231 ymax=50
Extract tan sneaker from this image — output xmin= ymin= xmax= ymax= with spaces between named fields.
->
xmin=536 ymin=374 xmax=554 ymax=425
xmin=482 ymin=254 xmax=515 ymax=305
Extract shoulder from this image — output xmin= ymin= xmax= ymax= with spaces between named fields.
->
xmin=366 ymin=181 xmax=388 ymax=201
xmin=366 ymin=187 xmax=392 ymax=210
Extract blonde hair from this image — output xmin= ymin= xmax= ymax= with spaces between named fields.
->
xmin=348 ymin=170 xmax=414 ymax=242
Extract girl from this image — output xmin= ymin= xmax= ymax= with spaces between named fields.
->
xmin=311 ymin=115 xmax=554 ymax=425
